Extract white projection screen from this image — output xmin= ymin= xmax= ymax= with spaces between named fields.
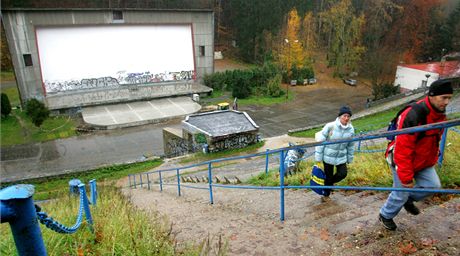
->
xmin=36 ymin=25 xmax=195 ymax=93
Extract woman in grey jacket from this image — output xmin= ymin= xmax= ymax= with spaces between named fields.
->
xmin=315 ymin=106 xmax=355 ymax=202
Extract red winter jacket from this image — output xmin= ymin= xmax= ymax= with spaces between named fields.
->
xmin=388 ymin=97 xmax=446 ymax=184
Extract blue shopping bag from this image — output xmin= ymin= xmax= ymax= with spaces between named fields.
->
xmin=310 ymin=165 xmax=326 ymax=195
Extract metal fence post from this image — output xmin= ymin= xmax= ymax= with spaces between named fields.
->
xmin=208 ymin=162 xmax=214 ymax=204
xmin=265 ymin=148 xmax=270 ymax=175
xmin=176 ymin=169 xmax=181 ymax=196
xmin=139 ymin=174 xmax=143 ymax=188
xmin=438 ymin=128 xmax=449 ymax=167
xmin=78 ymin=184 xmax=93 ymax=232
xmin=357 ymin=132 xmax=362 ymax=151
xmin=0 ymin=184 xmax=47 ymax=256
xmin=133 ymin=175 xmax=137 ymax=189
xmin=159 ymin=171 xmax=163 ymax=192
xmin=128 ymin=175 xmax=132 ymax=188
xmin=147 ymin=173 xmax=151 ymax=190
xmin=279 ymin=150 xmax=285 ymax=221
xmin=89 ymin=179 xmax=97 ymax=206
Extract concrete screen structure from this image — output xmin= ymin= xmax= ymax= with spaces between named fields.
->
xmin=36 ymin=25 xmax=195 ymax=93
xmin=2 ymin=3 xmax=214 ymax=111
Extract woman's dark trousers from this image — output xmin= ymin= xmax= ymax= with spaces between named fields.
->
xmin=323 ymin=162 xmax=348 ymax=197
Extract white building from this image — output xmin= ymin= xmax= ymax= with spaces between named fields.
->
xmin=394 ymin=60 xmax=460 ymax=92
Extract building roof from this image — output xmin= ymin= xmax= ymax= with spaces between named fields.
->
xmin=1 ymin=0 xmax=213 ymax=10
xmin=401 ymin=61 xmax=460 ymax=78
xmin=182 ymin=110 xmax=259 ymax=138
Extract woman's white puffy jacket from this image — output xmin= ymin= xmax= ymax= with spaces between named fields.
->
xmin=315 ymin=117 xmax=355 ymax=165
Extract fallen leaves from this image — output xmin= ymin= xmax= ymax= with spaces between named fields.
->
xmin=320 ymin=228 xmax=330 ymax=241
xmin=398 ymin=240 xmax=417 ymax=254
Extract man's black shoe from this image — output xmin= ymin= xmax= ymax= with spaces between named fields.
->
xmin=404 ymin=201 xmax=420 ymax=215
xmin=379 ymin=214 xmax=397 ymax=231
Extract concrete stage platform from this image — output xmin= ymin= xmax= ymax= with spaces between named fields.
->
xmin=82 ymin=96 xmax=201 ymax=129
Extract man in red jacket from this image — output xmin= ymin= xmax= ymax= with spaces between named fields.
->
xmin=379 ymin=79 xmax=454 ymax=231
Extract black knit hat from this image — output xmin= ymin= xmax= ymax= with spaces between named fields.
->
xmin=338 ymin=106 xmax=352 ymax=117
xmin=428 ymin=79 xmax=453 ymax=96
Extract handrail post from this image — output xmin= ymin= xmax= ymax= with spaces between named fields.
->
xmin=147 ymin=173 xmax=151 ymax=190
xmin=159 ymin=171 xmax=163 ymax=192
xmin=176 ymin=169 xmax=181 ymax=196
xmin=265 ymin=148 xmax=270 ymax=175
xmin=89 ymin=179 xmax=97 ymax=206
xmin=280 ymin=150 xmax=285 ymax=221
xmin=438 ymin=128 xmax=449 ymax=167
xmin=139 ymin=174 xmax=143 ymax=188
xmin=0 ymin=185 xmax=47 ymax=256
xmin=208 ymin=162 xmax=214 ymax=204
xmin=357 ymin=131 xmax=362 ymax=151
xmin=78 ymin=184 xmax=93 ymax=232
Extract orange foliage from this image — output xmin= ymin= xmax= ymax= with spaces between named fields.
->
xmin=384 ymin=0 xmax=443 ymax=63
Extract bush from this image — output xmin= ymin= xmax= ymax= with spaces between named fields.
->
xmin=266 ymin=74 xmax=283 ymax=97
xmin=291 ymin=65 xmax=314 ymax=85
xmin=1 ymin=93 xmax=12 ymax=117
xmin=25 ymin=98 xmax=50 ymax=127
xmin=372 ymin=82 xmax=400 ymax=100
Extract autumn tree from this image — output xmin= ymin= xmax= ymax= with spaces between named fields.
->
xmin=320 ymin=0 xmax=365 ymax=76
xmin=278 ymin=8 xmax=306 ymax=76
xmin=383 ymin=0 xmax=443 ymax=63
xmin=360 ymin=0 xmax=403 ymax=83
xmin=299 ymin=11 xmax=317 ymax=66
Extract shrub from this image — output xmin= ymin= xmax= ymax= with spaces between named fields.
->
xmin=25 ymin=98 xmax=50 ymax=127
xmin=372 ymin=82 xmax=400 ymax=100
xmin=266 ymin=74 xmax=283 ymax=97
xmin=291 ymin=65 xmax=314 ymax=85
xmin=1 ymin=93 xmax=12 ymax=117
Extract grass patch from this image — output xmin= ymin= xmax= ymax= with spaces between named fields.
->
xmin=0 ymin=185 xmax=201 ymax=255
xmin=200 ymin=89 xmax=295 ymax=107
xmin=179 ymin=141 xmax=265 ymax=164
xmin=1 ymin=109 xmax=78 ymax=146
xmin=238 ymin=91 xmax=294 ymax=106
xmin=0 ymin=114 xmax=26 ymax=145
xmin=1 ymin=86 xmax=20 ymax=107
xmin=247 ymin=132 xmax=460 ymax=189
xmin=1 ymin=71 xmax=15 ymax=81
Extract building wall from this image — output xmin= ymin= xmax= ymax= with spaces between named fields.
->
xmin=208 ymin=132 xmax=259 ymax=153
xmin=2 ymin=10 xmax=214 ymax=108
xmin=394 ymin=66 xmax=438 ymax=91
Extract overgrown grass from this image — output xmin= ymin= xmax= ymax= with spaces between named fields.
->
xmin=0 ymin=185 xmax=201 ymax=255
xmin=247 ymin=132 xmax=460 ymax=189
xmin=0 ymin=159 xmax=163 ymax=201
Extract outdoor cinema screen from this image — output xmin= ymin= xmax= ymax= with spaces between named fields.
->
xmin=36 ymin=25 xmax=195 ymax=93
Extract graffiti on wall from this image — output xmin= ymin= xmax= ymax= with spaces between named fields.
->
xmin=44 ymin=70 xmax=195 ymax=93
xmin=211 ymin=134 xmax=257 ymax=152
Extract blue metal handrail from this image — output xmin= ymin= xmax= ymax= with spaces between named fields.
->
xmin=128 ymin=119 xmax=460 ymax=221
